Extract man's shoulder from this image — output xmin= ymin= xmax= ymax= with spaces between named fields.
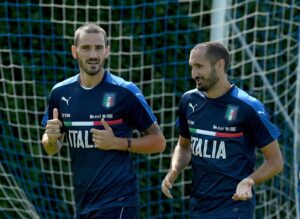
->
xmin=230 ymin=86 xmax=266 ymax=114
xmin=231 ymin=86 xmax=262 ymax=106
xmin=105 ymin=71 xmax=139 ymax=94
xmin=52 ymin=74 xmax=79 ymax=91
xmin=182 ymin=88 xmax=205 ymax=100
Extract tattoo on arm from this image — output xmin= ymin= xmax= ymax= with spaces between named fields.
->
xmin=141 ymin=122 xmax=162 ymax=136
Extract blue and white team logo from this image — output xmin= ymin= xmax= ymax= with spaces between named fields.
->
xmin=102 ymin=93 xmax=116 ymax=108
xmin=224 ymin=105 xmax=239 ymax=122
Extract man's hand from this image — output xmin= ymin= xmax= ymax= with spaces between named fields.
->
xmin=232 ymin=177 xmax=255 ymax=201
xmin=161 ymin=169 xmax=178 ymax=198
xmin=90 ymin=119 xmax=117 ymax=150
xmin=45 ymin=108 xmax=62 ymax=143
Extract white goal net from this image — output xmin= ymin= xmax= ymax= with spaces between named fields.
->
xmin=0 ymin=0 xmax=299 ymax=218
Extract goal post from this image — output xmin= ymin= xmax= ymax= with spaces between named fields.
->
xmin=0 ymin=1 xmax=299 ymax=218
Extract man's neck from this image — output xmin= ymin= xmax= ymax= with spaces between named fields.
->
xmin=79 ymin=69 xmax=105 ymax=88
xmin=205 ymin=80 xmax=232 ymax=99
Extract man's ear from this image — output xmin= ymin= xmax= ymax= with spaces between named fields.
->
xmin=71 ymin=45 xmax=77 ymax=59
xmin=216 ymin=59 xmax=225 ymax=72
xmin=105 ymin=45 xmax=110 ymax=59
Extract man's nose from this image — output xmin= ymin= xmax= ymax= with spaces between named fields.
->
xmin=89 ymin=48 xmax=98 ymax=58
xmin=191 ymin=68 xmax=198 ymax=80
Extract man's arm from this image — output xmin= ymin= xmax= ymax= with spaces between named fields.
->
xmin=161 ymin=135 xmax=191 ymax=198
xmin=42 ymin=108 xmax=64 ymax=155
xmin=91 ymin=120 xmax=166 ymax=154
xmin=130 ymin=122 xmax=166 ymax=153
xmin=232 ymin=140 xmax=283 ymax=201
xmin=249 ymin=140 xmax=283 ymax=183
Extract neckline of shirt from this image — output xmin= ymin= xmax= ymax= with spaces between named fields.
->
xmin=77 ymin=70 xmax=108 ymax=90
xmin=204 ymin=84 xmax=235 ymax=101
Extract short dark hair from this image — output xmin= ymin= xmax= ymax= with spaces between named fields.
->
xmin=74 ymin=24 xmax=108 ymax=46
xmin=193 ymin=41 xmax=230 ymax=72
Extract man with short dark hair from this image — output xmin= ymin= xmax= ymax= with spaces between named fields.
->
xmin=161 ymin=41 xmax=283 ymax=219
xmin=42 ymin=23 xmax=166 ymax=218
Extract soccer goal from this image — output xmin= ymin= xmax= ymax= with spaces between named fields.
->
xmin=0 ymin=0 xmax=299 ymax=218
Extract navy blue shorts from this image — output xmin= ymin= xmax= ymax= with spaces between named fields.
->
xmin=189 ymin=195 xmax=255 ymax=219
xmin=76 ymin=206 xmax=139 ymax=219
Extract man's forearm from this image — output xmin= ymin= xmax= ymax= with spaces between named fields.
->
xmin=171 ymin=144 xmax=191 ymax=173
xmin=249 ymin=159 xmax=283 ymax=184
xmin=116 ymin=122 xmax=166 ymax=154
xmin=249 ymin=141 xmax=283 ymax=184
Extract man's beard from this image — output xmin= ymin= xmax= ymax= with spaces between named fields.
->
xmin=78 ymin=58 xmax=103 ymax=76
xmin=197 ymin=67 xmax=219 ymax=91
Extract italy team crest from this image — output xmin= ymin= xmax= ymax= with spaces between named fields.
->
xmin=102 ymin=93 xmax=116 ymax=108
xmin=225 ymin=105 xmax=239 ymax=122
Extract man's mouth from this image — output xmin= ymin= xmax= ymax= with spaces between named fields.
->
xmin=195 ymin=76 xmax=205 ymax=83
xmin=87 ymin=60 xmax=99 ymax=65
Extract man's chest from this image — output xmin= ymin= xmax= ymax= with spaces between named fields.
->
xmin=57 ymin=90 xmax=123 ymax=122
xmin=185 ymin=100 xmax=243 ymax=132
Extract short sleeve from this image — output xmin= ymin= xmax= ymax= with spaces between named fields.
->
xmin=41 ymin=88 xmax=67 ymax=133
xmin=126 ymin=83 xmax=156 ymax=132
xmin=178 ymin=96 xmax=191 ymax=139
xmin=244 ymin=102 xmax=281 ymax=148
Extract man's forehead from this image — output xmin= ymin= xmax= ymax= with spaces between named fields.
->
xmin=191 ymin=46 xmax=207 ymax=56
xmin=77 ymin=32 xmax=105 ymax=45
xmin=189 ymin=48 xmax=207 ymax=62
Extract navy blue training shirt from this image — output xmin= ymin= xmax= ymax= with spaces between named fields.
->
xmin=42 ymin=70 xmax=156 ymax=214
xmin=178 ymin=85 xmax=281 ymax=218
